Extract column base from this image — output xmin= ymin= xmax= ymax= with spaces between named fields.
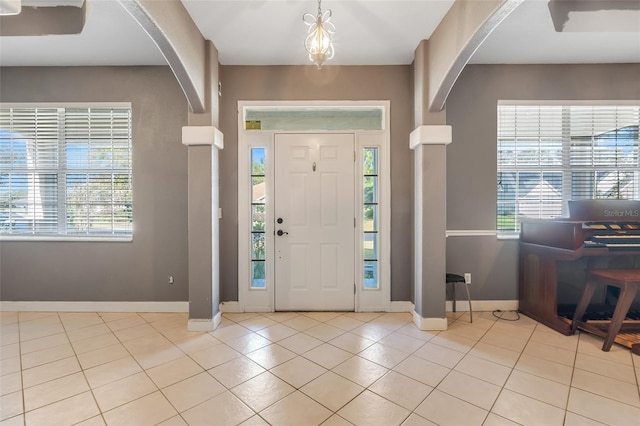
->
xmin=413 ymin=311 xmax=448 ymax=331
xmin=187 ymin=311 xmax=222 ymax=332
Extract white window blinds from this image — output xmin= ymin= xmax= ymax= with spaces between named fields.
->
xmin=497 ymin=103 xmax=640 ymax=235
xmin=0 ymin=105 xmax=132 ymax=238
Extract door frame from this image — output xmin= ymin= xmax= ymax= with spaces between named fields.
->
xmin=237 ymin=100 xmax=391 ymax=312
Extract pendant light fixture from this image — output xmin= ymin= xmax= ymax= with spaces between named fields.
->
xmin=303 ymin=0 xmax=335 ymax=69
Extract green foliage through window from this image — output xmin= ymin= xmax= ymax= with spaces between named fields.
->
xmin=251 ymin=147 xmax=267 ymax=288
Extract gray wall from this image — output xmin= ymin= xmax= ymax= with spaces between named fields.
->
xmin=4 ymin=63 xmax=637 ymax=306
xmin=218 ymin=65 xmax=415 ymax=302
xmin=445 ymin=63 xmax=640 ymax=301
xmin=0 ymin=66 xmax=189 ymax=302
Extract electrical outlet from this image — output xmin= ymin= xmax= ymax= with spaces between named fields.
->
xmin=168 ymin=275 xmax=174 ymax=285
xmin=464 ymin=273 xmax=471 ymax=284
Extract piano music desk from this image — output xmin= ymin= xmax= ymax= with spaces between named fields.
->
xmin=571 ymin=269 xmax=640 ymax=355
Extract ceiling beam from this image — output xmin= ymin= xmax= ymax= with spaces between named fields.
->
xmin=0 ymin=3 xmax=86 ymax=36
xmin=548 ymin=0 xmax=640 ymax=32
xmin=428 ymin=0 xmax=524 ymax=112
xmin=118 ymin=0 xmax=206 ymax=113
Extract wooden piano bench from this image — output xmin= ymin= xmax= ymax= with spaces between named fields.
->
xmin=570 ymin=269 xmax=640 ymax=354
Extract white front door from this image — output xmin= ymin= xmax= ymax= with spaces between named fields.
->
xmin=274 ymin=133 xmax=355 ymax=311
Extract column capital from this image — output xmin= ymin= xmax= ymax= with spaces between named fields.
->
xmin=410 ymin=125 xmax=452 ymax=150
xmin=182 ymin=126 xmax=224 ymax=150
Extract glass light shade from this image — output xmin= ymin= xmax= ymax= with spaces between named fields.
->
xmin=0 ymin=0 xmax=21 ymax=15
xmin=303 ymin=2 xmax=335 ymax=69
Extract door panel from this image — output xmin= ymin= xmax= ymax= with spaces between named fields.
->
xmin=274 ymin=133 xmax=355 ymax=311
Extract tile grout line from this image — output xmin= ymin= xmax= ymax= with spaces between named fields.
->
xmin=487 ymin=323 xmax=564 ymax=424
xmin=428 ymin=315 xmax=505 ymax=424
xmin=227 ymin=312 xmax=417 ymax=424
xmin=59 ymin=312 xmax=105 ymax=425
xmin=5 ymin=311 xmax=640 ymax=426
xmin=107 ymin=312 xmax=196 ymax=425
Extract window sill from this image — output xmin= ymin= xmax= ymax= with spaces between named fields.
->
xmin=497 ymin=234 xmax=520 ymax=240
xmin=0 ymin=236 xmax=133 ymax=242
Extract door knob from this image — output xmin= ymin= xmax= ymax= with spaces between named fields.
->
xmin=277 ymin=230 xmax=288 ymax=236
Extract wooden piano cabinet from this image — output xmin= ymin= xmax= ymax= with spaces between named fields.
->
xmin=518 ymin=199 xmax=640 ymax=354
xmin=519 ymin=242 xmax=578 ymax=335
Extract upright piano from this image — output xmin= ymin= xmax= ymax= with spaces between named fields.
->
xmin=519 ymin=199 xmax=640 ymax=353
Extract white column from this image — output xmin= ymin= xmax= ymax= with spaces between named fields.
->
xmin=182 ymin=126 xmax=224 ymax=331
xmin=411 ymin=125 xmax=452 ymax=330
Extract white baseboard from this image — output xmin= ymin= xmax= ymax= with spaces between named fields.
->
xmin=222 ymin=300 xmax=415 ymax=314
xmin=389 ymin=301 xmax=414 ymax=313
xmin=413 ymin=310 xmax=448 ymax=331
xmin=187 ymin=318 xmax=213 ymax=332
xmin=216 ymin=300 xmax=519 ymax=316
xmin=0 ymin=301 xmax=189 ymax=313
xmin=213 ymin=311 xmax=222 ymax=329
xmin=219 ymin=301 xmax=242 ymax=313
xmin=445 ymin=300 xmax=518 ymax=312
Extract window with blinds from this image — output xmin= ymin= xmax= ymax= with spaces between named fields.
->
xmin=497 ymin=103 xmax=640 ymax=236
xmin=0 ymin=105 xmax=132 ymax=239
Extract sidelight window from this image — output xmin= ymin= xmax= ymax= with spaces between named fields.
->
xmin=363 ymin=147 xmax=379 ymax=289
xmin=250 ymin=147 xmax=267 ymax=289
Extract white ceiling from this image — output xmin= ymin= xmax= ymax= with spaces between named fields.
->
xmin=182 ymin=0 xmax=455 ymax=65
xmin=470 ymin=0 xmax=640 ymax=64
xmin=0 ymin=0 xmax=638 ymax=67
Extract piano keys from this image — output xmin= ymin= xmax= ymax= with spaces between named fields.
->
xmin=519 ymin=199 xmax=640 ymax=354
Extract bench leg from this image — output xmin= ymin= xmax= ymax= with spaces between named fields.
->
xmin=603 ymin=285 xmax=637 ymax=352
xmin=452 ymin=283 xmax=456 ymax=313
xmin=464 ymin=283 xmax=473 ymax=323
xmin=571 ymin=280 xmax=598 ymax=335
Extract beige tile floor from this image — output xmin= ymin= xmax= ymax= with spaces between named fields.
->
xmin=1 ymin=310 xmax=639 ymax=426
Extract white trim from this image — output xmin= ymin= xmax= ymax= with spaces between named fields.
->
xmin=446 ymin=299 xmax=519 ymax=312
xmin=238 ymin=101 xmax=391 ymax=313
xmin=389 ymin=301 xmax=414 ymax=313
xmin=412 ymin=311 xmax=448 ymax=331
xmin=497 ymin=234 xmax=520 ymax=240
xmin=0 ymin=102 xmax=131 ymax=108
xmin=498 ymin=100 xmax=640 ymax=106
xmin=241 ymin=306 xmax=275 ymax=313
xmin=182 ymin=126 xmax=224 ymax=149
xmin=470 ymin=298 xmax=520 ymax=312
xmin=446 ymin=230 xmax=498 ymax=237
xmin=219 ymin=302 xmax=273 ymax=314
xmin=0 ymin=301 xmax=188 ymax=313
xmin=219 ymin=301 xmax=242 ymax=313
xmin=355 ymin=128 xmax=391 ymax=312
xmin=213 ymin=311 xmax=222 ymax=329
xmin=0 ymin=236 xmax=133 ymax=242
xmin=215 ymin=300 xmax=522 ymax=315
xmin=187 ymin=318 xmax=214 ymax=332
xmin=409 ymin=125 xmax=452 ymax=149
xmin=188 ymin=312 xmax=221 ymax=332
xmin=213 ymin=128 xmax=224 ymax=150
xmin=238 ymin=131 xmax=274 ymax=312
xmin=239 ymin=100 xmax=389 ymax=114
